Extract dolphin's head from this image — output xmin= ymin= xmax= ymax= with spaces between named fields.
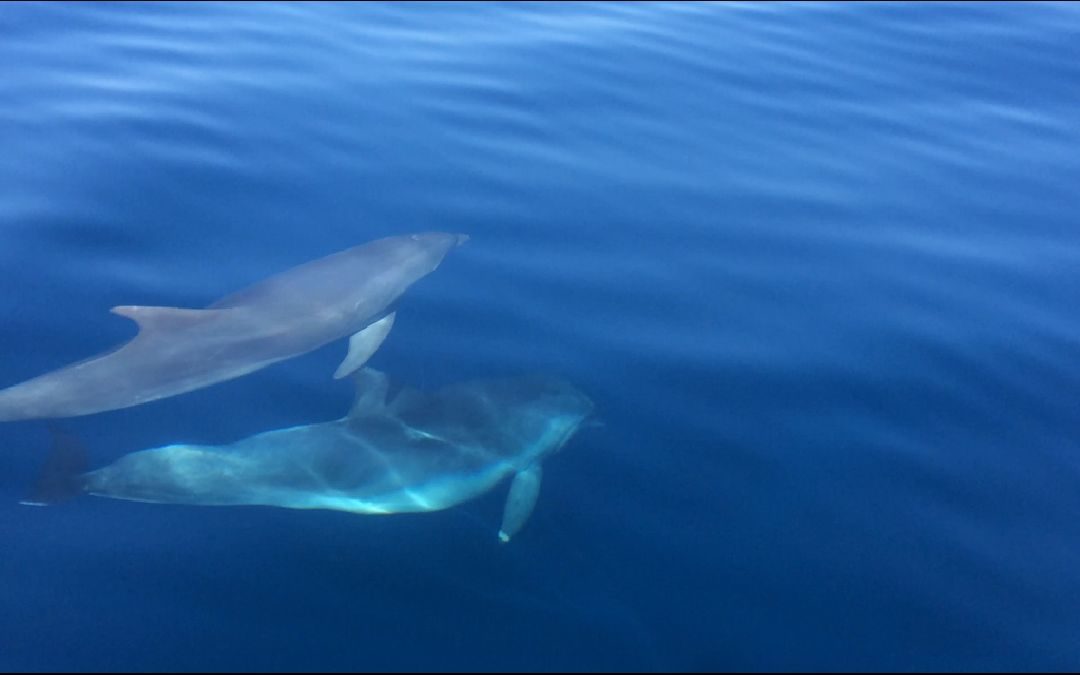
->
xmin=411 ymin=232 xmax=469 ymax=248
xmin=331 ymin=232 xmax=469 ymax=317
xmin=532 ymin=376 xmax=595 ymax=425
xmin=488 ymin=376 xmax=595 ymax=460
xmin=405 ymin=232 xmax=469 ymax=272
xmin=537 ymin=377 xmax=595 ymax=453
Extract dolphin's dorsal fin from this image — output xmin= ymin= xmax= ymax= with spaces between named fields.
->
xmin=348 ymin=368 xmax=390 ymax=419
xmin=111 ymin=305 xmax=229 ymax=333
xmin=333 ymin=312 xmax=395 ymax=380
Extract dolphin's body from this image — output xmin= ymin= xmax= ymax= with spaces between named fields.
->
xmin=0 ymin=233 xmax=467 ymax=421
xmin=30 ymin=369 xmax=594 ymax=542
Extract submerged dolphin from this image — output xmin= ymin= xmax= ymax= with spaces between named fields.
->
xmin=0 ymin=233 xmax=467 ymax=421
xmin=25 ymin=369 xmax=594 ymax=542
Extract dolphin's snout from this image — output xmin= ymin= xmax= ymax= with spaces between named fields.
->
xmin=454 ymin=234 xmax=470 ymax=247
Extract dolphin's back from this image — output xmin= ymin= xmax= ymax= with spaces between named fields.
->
xmin=206 ymin=235 xmax=449 ymax=316
xmin=208 ymin=243 xmax=388 ymax=312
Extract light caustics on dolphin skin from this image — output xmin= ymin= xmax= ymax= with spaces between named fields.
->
xmin=24 ymin=368 xmax=595 ymax=542
xmin=0 ymin=233 xmax=468 ymax=422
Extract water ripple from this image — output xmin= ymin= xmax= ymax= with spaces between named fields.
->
xmin=2 ymin=2 xmax=1080 ymax=671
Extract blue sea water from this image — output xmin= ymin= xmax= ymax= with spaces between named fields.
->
xmin=2 ymin=1 xmax=1080 ymax=670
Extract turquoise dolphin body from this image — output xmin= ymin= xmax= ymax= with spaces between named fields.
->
xmin=29 ymin=369 xmax=594 ymax=543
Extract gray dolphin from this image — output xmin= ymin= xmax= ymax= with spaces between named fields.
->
xmin=0 ymin=232 xmax=467 ymax=421
xmin=24 ymin=369 xmax=595 ymax=542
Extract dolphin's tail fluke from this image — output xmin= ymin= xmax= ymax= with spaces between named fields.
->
xmin=19 ymin=429 xmax=88 ymax=506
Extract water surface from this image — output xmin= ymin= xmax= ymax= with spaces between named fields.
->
xmin=2 ymin=2 xmax=1080 ymax=670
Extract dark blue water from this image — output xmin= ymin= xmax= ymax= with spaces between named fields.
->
xmin=2 ymin=2 xmax=1080 ymax=670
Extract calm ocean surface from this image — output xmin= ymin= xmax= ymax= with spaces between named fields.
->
xmin=2 ymin=2 xmax=1080 ymax=671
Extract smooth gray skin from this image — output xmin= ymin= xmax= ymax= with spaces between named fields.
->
xmin=79 ymin=369 xmax=594 ymax=541
xmin=0 ymin=232 xmax=467 ymax=421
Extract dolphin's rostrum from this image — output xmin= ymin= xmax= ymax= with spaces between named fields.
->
xmin=25 ymin=369 xmax=594 ymax=542
xmin=0 ymin=232 xmax=467 ymax=421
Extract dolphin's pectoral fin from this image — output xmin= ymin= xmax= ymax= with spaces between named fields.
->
xmin=110 ymin=305 xmax=231 ymax=334
xmin=333 ymin=313 xmax=395 ymax=380
xmin=347 ymin=367 xmax=390 ymax=419
xmin=498 ymin=463 xmax=543 ymax=543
